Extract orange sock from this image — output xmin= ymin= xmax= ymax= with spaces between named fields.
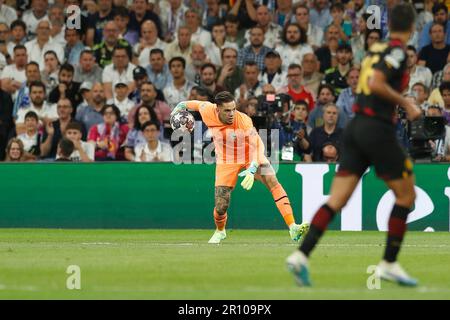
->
xmin=214 ymin=208 xmax=227 ymax=231
xmin=271 ymin=183 xmax=295 ymax=227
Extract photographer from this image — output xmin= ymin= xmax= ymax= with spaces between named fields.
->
xmin=272 ymin=100 xmax=311 ymax=161
xmin=426 ymin=105 xmax=450 ymax=162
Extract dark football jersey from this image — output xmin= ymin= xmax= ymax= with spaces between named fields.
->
xmin=353 ymin=39 xmax=410 ymax=124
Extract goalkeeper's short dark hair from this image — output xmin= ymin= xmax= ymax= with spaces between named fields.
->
xmin=389 ymin=3 xmax=416 ymax=33
xmin=214 ymin=91 xmax=235 ymax=106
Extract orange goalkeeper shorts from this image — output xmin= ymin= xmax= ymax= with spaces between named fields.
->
xmin=215 ymin=156 xmax=271 ymax=187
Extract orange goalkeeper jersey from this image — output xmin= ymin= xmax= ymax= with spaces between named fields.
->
xmin=186 ymin=100 xmax=266 ymax=164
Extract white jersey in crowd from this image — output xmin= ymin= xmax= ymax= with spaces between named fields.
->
xmin=134 ymin=141 xmax=174 ymax=162
xmin=25 ymin=38 xmax=65 ymax=71
xmin=163 ymin=80 xmax=194 ymax=110
xmin=17 ymin=132 xmax=39 ymax=152
xmin=0 ymin=3 xmax=18 ymax=27
xmin=16 ymin=102 xmax=58 ymax=123
xmin=134 ymin=38 xmax=167 ymax=67
xmin=56 ymin=140 xmax=95 ymax=162
xmin=408 ymin=65 xmax=433 ymax=92
xmin=243 ymin=23 xmax=282 ymax=49
xmin=258 ymin=70 xmax=288 ymax=91
xmin=275 ymin=43 xmax=314 ymax=72
xmin=102 ymin=63 xmax=136 ymax=92
xmin=114 ymin=97 xmax=135 ymax=119
xmin=21 ymin=10 xmax=48 ymax=36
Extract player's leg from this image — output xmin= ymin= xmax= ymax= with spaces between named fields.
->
xmin=208 ymin=186 xmax=232 ymax=244
xmin=255 ymin=164 xmax=308 ymax=241
xmin=209 ymin=163 xmax=241 ymax=244
xmin=376 ymin=156 xmax=418 ymax=286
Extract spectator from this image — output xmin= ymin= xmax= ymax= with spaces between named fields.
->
xmin=329 ymin=2 xmax=352 ymax=42
xmin=228 ymin=0 xmax=258 ymax=30
xmin=336 ymin=66 xmax=359 ymax=123
xmin=128 ymin=0 xmax=162 ymax=39
xmin=305 ymin=102 xmax=343 ymax=162
xmin=64 ymin=28 xmax=85 ymax=67
xmin=114 ymin=82 xmax=135 ymax=123
xmin=7 ymin=20 xmax=27 ymax=58
xmin=406 ymin=45 xmax=433 ymax=91
xmin=293 ymin=3 xmax=324 ymax=50
xmin=200 ymin=63 xmax=225 ymax=95
xmin=124 ymin=103 xmax=159 ymax=161
xmin=134 ymin=120 xmax=173 ymax=162
xmin=48 ymin=4 xmax=66 ymax=47
xmin=24 ymin=20 xmax=65 ymax=70
xmin=346 ymin=0 xmax=365 ymax=34
xmin=40 ymin=98 xmax=80 ymax=159
xmin=88 ymin=104 xmax=129 ymax=161
xmin=418 ymin=23 xmax=450 ymax=74
xmin=0 ymin=0 xmax=18 ymax=28
xmin=0 ymin=87 xmax=13 ymax=160
xmin=17 ymin=111 xmax=41 ymax=156
xmin=301 ymin=52 xmax=324 ymax=98
xmin=224 ymin=14 xmax=246 ymax=49
xmin=61 ymin=121 xmax=95 ymax=162
xmin=418 ymin=3 xmax=450 ymax=52
xmin=184 ymin=8 xmax=212 ymax=48
xmin=439 ymin=82 xmax=450 ymax=124
xmin=258 ymin=50 xmax=287 ymax=91
xmin=350 ymin=12 xmax=369 ymax=66
xmin=243 ymin=5 xmax=281 ymax=49
xmin=73 ymin=50 xmax=103 ymax=84
xmin=159 ymin=0 xmax=188 ymax=42
xmin=86 ymin=0 xmax=115 ymax=47
xmin=216 ymin=47 xmax=243 ymax=94
xmin=202 ymin=0 xmax=227 ymax=32
xmin=75 ymin=82 xmax=106 ymax=132
xmin=102 ymin=46 xmax=136 ymax=101
xmin=321 ymin=141 xmax=339 ymax=163
xmin=308 ymin=84 xmax=346 ymax=129
xmin=411 ymin=82 xmax=430 ymax=111
xmin=315 ymin=24 xmax=340 ymax=73
xmin=163 ymin=56 xmax=194 ymax=109
xmin=48 ymin=63 xmax=82 ymax=117
xmin=13 ymin=61 xmax=42 ymax=118
xmin=114 ymin=6 xmax=139 ymax=46
xmin=0 ymin=45 xmax=27 ymax=98
xmin=278 ymin=63 xmax=315 ymax=111
xmin=416 ymin=0 xmax=435 ymax=35
xmin=235 ymin=61 xmax=262 ymax=108
xmin=145 ymin=49 xmax=172 ymax=92
xmin=205 ymin=22 xmax=236 ymax=67
xmin=22 ymin=0 xmax=48 ymax=38
xmin=55 ymin=138 xmax=74 ymax=161
xmin=4 ymin=138 xmax=28 ymax=161
xmin=324 ymin=42 xmax=353 ymax=96
xmin=165 ymin=26 xmax=194 ymax=66
xmin=273 ymin=0 xmax=293 ymax=28
xmin=133 ymin=20 xmax=167 ymax=68
xmin=309 ymin=0 xmax=332 ymax=32
xmin=40 ymin=50 xmax=60 ymax=95
xmin=354 ymin=27 xmax=382 ymax=67
xmin=0 ymin=22 xmax=11 ymax=69
xmin=93 ymin=21 xmax=132 ymax=69
xmin=16 ymin=80 xmax=57 ymax=135
xmin=237 ymin=25 xmax=272 ymax=71
xmin=275 ymin=22 xmax=313 ymax=72
xmin=185 ymin=43 xmax=209 ymax=84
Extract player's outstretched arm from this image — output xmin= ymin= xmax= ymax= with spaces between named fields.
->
xmin=170 ymin=101 xmax=214 ymax=117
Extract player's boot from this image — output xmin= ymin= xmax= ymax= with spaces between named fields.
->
xmin=286 ymin=250 xmax=311 ymax=287
xmin=208 ymin=229 xmax=227 ymax=244
xmin=289 ymin=223 xmax=310 ymax=242
xmin=376 ymin=260 xmax=418 ymax=287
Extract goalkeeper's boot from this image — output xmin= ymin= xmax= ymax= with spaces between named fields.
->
xmin=289 ymin=223 xmax=310 ymax=242
xmin=286 ymin=250 xmax=311 ymax=287
xmin=208 ymin=229 xmax=227 ymax=244
xmin=376 ymin=260 xmax=418 ymax=287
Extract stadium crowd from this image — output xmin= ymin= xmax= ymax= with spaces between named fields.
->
xmin=0 ymin=0 xmax=449 ymax=163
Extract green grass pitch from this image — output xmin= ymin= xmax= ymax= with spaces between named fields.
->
xmin=0 ymin=229 xmax=449 ymax=299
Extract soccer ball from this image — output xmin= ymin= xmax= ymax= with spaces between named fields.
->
xmin=170 ymin=110 xmax=195 ymax=133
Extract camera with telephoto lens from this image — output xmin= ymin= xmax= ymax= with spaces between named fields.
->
xmin=256 ymin=93 xmax=291 ymax=116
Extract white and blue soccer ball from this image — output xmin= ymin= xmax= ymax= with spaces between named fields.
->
xmin=170 ymin=110 xmax=195 ymax=133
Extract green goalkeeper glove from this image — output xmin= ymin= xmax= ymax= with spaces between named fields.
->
xmin=238 ymin=161 xmax=258 ymax=191
xmin=170 ymin=101 xmax=188 ymax=117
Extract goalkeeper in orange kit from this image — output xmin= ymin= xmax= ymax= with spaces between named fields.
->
xmin=171 ymin=91 xmax=309 ymax=244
